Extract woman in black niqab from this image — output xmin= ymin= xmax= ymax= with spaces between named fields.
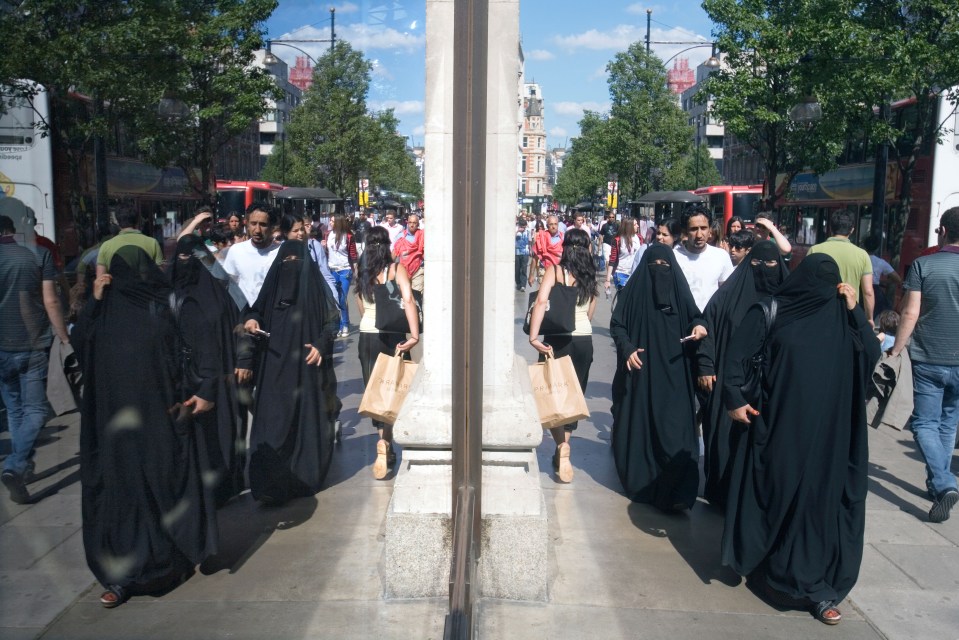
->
xmin=696 ymin=240 xmax=788 ymax=507
xmin=170 ymin=235 xmax=245 ymax=506
xmin=609 ymin=243 xmax=707 ymax=512
xmin=75 ymin=245 xmax=216 ymax=608
xmin=242 ymin=240 xmax=340 ymax=505
xmin=721 ymin=254 xmax=880 ymax=624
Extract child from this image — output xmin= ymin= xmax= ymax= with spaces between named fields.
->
xmin=875 ymin=309 xmax=900 ymax=352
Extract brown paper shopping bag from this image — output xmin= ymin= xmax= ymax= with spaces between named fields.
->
xmin=528 ymin=353 xmax=590 ymax=429
xmin=359 ymin=350 xmax=419 ymax=424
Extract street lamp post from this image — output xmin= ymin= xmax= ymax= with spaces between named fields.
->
xmin=263 ymin=8 xmax=336 ymax=66
xmin=695 ymin=115 xmax=702 ymax=188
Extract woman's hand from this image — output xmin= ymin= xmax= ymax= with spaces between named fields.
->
xmin=183 ymin=395 xmax=215 ymax=415
xmin=728 ymin=404 xmax=760 ymax=424
xmin=529 ymin=337 xmax=553 ymax=355
xmin=397 ymin=336 xmax=419 ymax=353
xmin=837 ymin=283 xmax=857 ymax=311
xmin=304 ymin=344 xmax=322 ymax=366
xmin=93 ymin=274 xmax=112 ymax=301
xmin=626 ymin=348 xmax=645 ymax=371
xmin=235 ymin=368 xmax=252 ymax=384
xmin=243 ymin=319 xmax=260 ymax=335
xmin=698 ymin=375 xmax=716 ymax=392
xmin=690 ymin=324 xmax=708 ymax=341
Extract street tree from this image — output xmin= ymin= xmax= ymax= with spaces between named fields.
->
xmin=261 ymin=41 xmax=421 ymax=200
xmin=554 ymin=46 xmax=698 ymax=207
xmin=849 ymin=0 xmax=959 ymax=266
xmin=701 ymin=0 xmax=854 ymax=210
xmin=138 ymin=0 xmax=280 ymax=204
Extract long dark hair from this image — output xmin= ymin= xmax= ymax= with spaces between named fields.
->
xmin=356 ymin=225 xmax=393 ymax=303
xmin=560 ymin=228 xmax=598 ymax=305
xmin=279 ymin=213 xmax=300 ymax=239
xmin=726 ymin=216 xmax=745 ymax=237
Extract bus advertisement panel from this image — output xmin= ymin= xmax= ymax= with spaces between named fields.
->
xmin=0 ymin=83 xmax=54 ymax=244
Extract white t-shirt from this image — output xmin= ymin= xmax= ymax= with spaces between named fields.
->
xmin=380 ymin=222 xmax=405 ymax=249
xmin=221 ymin=239 xmax=280 ymax=306
xmin=673 ymin=244 xmax=735 ymax=312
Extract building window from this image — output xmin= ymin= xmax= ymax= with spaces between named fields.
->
xmin=522 ymin=135 xmax=528 ymax=148
xmin=522 ymin=156 xmax=527 ymax=173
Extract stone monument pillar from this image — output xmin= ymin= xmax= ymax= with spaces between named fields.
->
xmin=383 ymin=0 xmax=547 ymax=601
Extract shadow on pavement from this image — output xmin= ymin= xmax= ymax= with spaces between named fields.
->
xmin=627 ymin=500 xmax=742 ymax=588
xmin=866 ymin=462 xmax=929 ymax=518
xmin=200 ymin=493 xmax=317 ymax=575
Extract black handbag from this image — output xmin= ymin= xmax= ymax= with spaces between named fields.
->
xmin=739 ymin=298 xmax=777 ymax=407
xmin=522 ymin=270 xmax=578 ymax=336
xmin=373 ymin=279 xmax=424 ymax=334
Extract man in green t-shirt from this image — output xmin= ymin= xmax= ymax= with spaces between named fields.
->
xmin=96 ymin=207 xmax=164 ymax=276
xmin=807 ymin=209 xmax=875 ymax=324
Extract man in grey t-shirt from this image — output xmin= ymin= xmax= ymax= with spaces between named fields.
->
xmin=890 ymin=206 xmax=959 ymax=523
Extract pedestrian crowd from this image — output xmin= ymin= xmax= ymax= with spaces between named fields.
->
xmin=2 ymin=198 xmax=956 ymax=624
xmin=0 ymin=201 xmax=422 ymax=609
xmin=518 ymin=204 xmax=959 ymax=625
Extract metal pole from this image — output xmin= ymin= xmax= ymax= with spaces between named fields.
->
xmin=871 ymin=99 xmax=890 ymax=254
xmin=92 ymin=95 xmax=109 ymax=236
xmin=445 ymin=0 xmax=487 ymax=636
xmin=330 ymin=8 xmax=335 ymax=56
xmin=646 ymin=9 xmax=651 ymax=54
xmin=695 ymin=117 xmax=701 ymax=187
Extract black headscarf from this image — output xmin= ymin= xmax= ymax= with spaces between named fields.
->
xmin=170 ymin=235 xmax=245 ymax=506
xmin=609 ymin=244 xmax=705 ymax=511
xmin=696 ymin=241 xmax=789 ymax=506
xmin=244 ymin=239 xmax=340 ymax=504
xmin=720 ymin=253 xmax=881 ymax=603
xmin=75 ymin=246 xmax=216 ymax=590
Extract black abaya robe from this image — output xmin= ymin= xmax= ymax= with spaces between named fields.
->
xmin=244 ymin=240 xmax=340 ymax=504
xmin=75 ymin=246 xmax=216 ymax=590
xmin=721 ymin=254 xmax=881 ymax=604
xmin=696 ymin=241 xmax=788 ymax=507
xmin=609 ymin=244 xmax=705 ymax=511
xmin=171 ymin=236 xmax=245 ymax=506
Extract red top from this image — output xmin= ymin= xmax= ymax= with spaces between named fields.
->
xmin=393 ymin=228 xmax=424 ymax=275
xmin=533 ymin=230 xmax=564 ymax=267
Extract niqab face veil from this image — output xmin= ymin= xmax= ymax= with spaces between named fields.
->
xmin=749 ymin=241 xmax=783 ymax=294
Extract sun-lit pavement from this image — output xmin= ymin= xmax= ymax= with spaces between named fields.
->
xmin=1 ymin=291 xmax=956 ymax=639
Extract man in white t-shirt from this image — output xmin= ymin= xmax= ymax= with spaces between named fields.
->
xmin=379 ymin=210 xmax=405 ymax=249
xmin=672 ymin=208 xmax=734 ymax=312
xmin=221 ymin=204 xmax=281 ymax=307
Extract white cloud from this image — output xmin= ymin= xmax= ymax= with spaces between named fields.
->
xmin=527 ymin=49 xmax=555 ymax=61
xmin=625 ymin=3 xmax=666 ymax=14
xmin=412 ymin=125 xmax=425 ymax=136
xmin=369 ymin=100 xmax=425 ymax=116
xmin=279 ymin=23 xmax=424 ymax=60
xmin=552 ymin=101 xmax=610 ymax=117
xmin=370 ymin=58 xmax=393 ymax=80
xmin=552 ymin=24 xmax=712 ymax=68
xmin=589 ymin=64 xmax=608 ymax=81
xmin=338 ymin=23 xmax=425 ymax=52
xmin=334 ymin=2 xmax=359 ymax=13
xmin=549 ymin=126 xmax=568 ymax=138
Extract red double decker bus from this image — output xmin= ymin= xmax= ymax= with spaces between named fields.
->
xmin=215 ymin=179 xmax=285 ymax=217
xmin=694 ymin=184 xmax=764 ymax=228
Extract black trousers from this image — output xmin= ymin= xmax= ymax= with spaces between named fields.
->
xmin=358 ymin=331 xmax=408 ymax=430
xmin=539 ymin=334 xmax=593 ymax=431
xmin=515 ymin=254 xmax=529 ymax=289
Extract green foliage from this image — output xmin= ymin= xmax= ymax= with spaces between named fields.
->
xmin=665 ymin=145 xmax=723 ymax=191
xmin=553 ymin=45 xmax=697 ymax=207
xmin=0 ymin=0 xmax=280 ymax=205
xmin=260 ymin=41 xmax=422 ymax=200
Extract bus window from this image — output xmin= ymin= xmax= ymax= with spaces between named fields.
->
xmin=796 ymin=207 xmax=817 ymax=245
xmin=776 ymin=206 xmax=797 ymax=241
xmin=0 ymin=96 xmax=36 ymax=145
xmin=732 ymin=192 xmax=759 ymax=222
xmin=217 ymin=190 xmax=245 ymax=217
xmin=252 ymin=189 xmax=271 ymax=205
xmin=856 ymin=205 xmax=872 ymax=245
xmin=707 ymin=194 xmax=724 ymax=218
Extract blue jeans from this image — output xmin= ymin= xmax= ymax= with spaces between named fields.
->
xmin=910 ymin=362 xmax=959 ymax=497
xmin=0 ymin=349 xmax=49 ymax=475
xmin=331 ymin=269 xmax=352 ymax=331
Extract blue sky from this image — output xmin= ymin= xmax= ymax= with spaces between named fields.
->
xmin=265 ymin=1 xmax=714 ymax=149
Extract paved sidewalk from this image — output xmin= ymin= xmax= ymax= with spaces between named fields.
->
xmin=0 ymin=292 xmax=956 ymax=639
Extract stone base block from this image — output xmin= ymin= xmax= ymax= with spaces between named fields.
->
xmin=383 ymin=449 xmax=547 ymax=602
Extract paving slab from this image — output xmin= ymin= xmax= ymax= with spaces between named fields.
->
xmin=475 ymin=601 xmax=883 ymax=640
